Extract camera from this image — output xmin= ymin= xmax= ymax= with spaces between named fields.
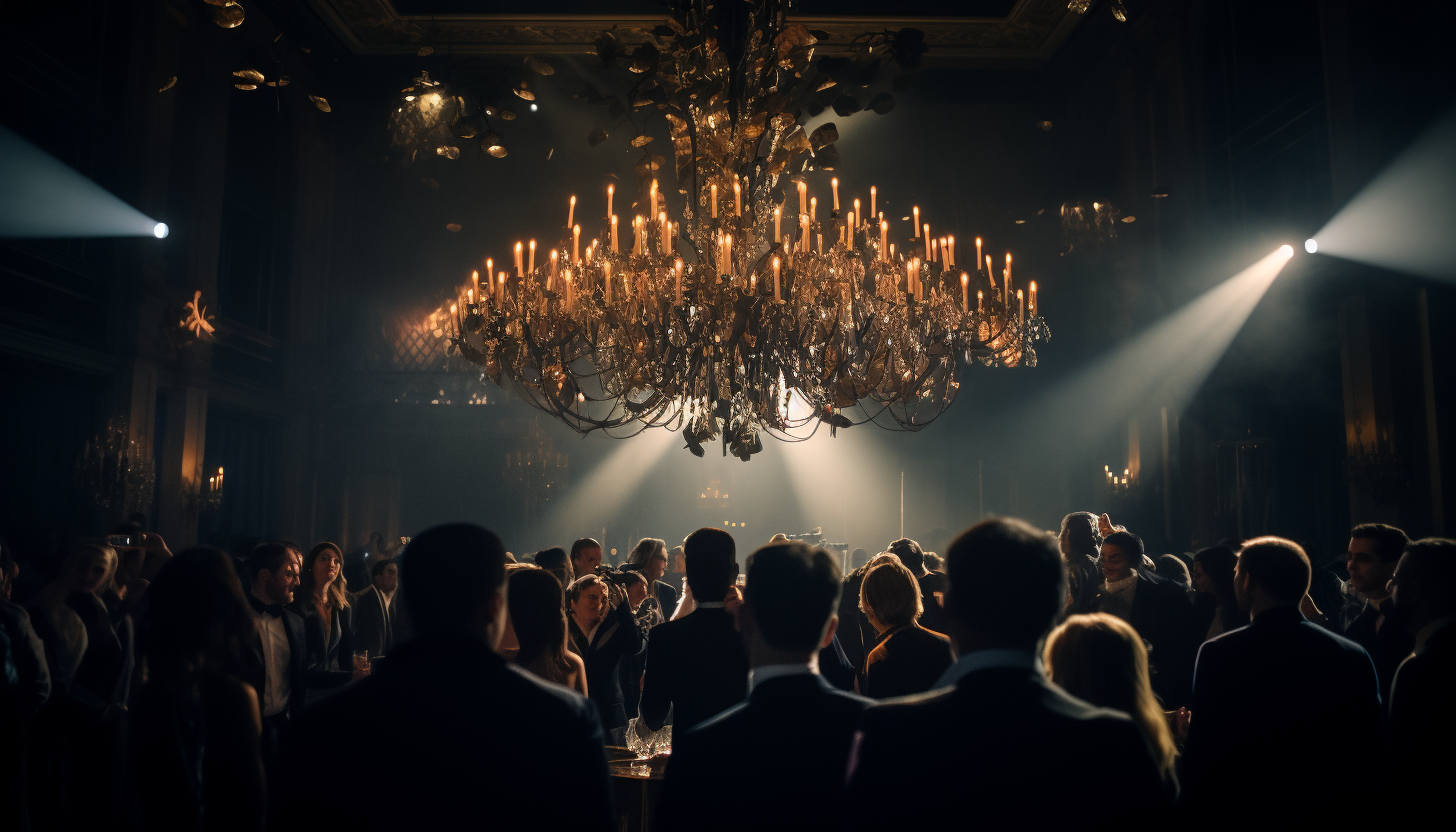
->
xmin=107 ymin=534 xmax=137 ymax=548
xmin=594 ymin=565 xmax=635 ymax=587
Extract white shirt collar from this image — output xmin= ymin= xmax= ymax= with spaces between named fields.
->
xmin=748 ymin=663 xmax=816 ymax=693
xmin=934 ymin=648 xmax=1041 ymax=689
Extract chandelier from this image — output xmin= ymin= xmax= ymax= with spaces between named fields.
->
xmin=440 ymin=1 xmax=1048 ymax=459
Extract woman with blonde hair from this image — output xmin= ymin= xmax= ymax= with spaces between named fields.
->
xmin=1043 ymin=613 xmax=1179 ymax=783
xmin=289 ymin=542 xmax=365 ymax=701
xmin=858 ymin=559 xmax=953 ymax=698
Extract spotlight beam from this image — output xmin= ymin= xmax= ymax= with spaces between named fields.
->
xmin=1314 ymin=105 xmax=1456 ymax=280
xmin=1015 ymin=247 xmax=1294 ymax=451
xmin=0 ymin=125 xmax=164 ymax=238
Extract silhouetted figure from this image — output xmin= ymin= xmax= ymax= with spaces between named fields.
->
xmin=1095 ymin=531 xmax=1195 ymax=706
xmin=639 ymin=528 xmax=748 ymax=732
xmin=658 ymin=542 xmax=871 ymax=832
xmin=1059 ymin=511 xmax=1102 ymax=612
xmin=351 ymin=558 xmax=398 ymax=660
xmin=1180 ymin=537 xmax=1380 ymax=828
xmin=130 ymin=548 xmax=265 ymax=832
xmin=275 ymin=523 xmax=612 ymax=831
xmin=566 ymin=573 xmax=643 ymax=738
xmin=859 ymin=558 xmax=952 ymax=698
xmin=1342 ymin=523 xmax=1414 ymax=701
xmin=1387 ymin=537 xmax=1456 ymax=828
xmin=1190 ymin=546 xmax=1243 ymax=642
xmin=847 ymin=518 xmax=1172 ymax=829
xmin=888 ymin=538 xmax=949 ymax=635
xmin=1 ymin=538 xmax=49 ymax=832
xmin=534 ymin=546 xmax=573 ymax=590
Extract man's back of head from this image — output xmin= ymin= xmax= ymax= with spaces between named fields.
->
xmin=1236 ymin=536 xmax=1310 ymax=610
xmin=887 ymin=538 xmax=925 ymax=573
xmin=401 ymin=523 xmax=507 ymax=639
xmin=945 ymin=518 xmax=1065 ymax=651
xmin=745 ymin=542 xmax=841 ymax=654
xmin=684 ymin=527 xmax=737 ymax=602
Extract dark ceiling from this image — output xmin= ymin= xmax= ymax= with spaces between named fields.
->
xmin=388 ymin=1 xmax=1020 ymax=16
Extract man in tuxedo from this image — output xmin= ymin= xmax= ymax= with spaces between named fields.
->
xmin=1180 ymin=536 xmax=1380 ymax=828
xmin=639 ymin=528 xmax=748 ymax=732
xmin=275 ymin=524 xmax=612 ymax=831
xmin=1387 ymin=537 xmax=1456 ymax=826
xmin=1342 ymin=523 xmax=1414 ymax=700
xmin=352 ymin=558 xmax=398 ymax=660
xmin=566 ymin=573 xmax=643 ymax=740
xmin=657 ymin=542 xmax=871 ymax=831
xmin=571 ymin=538 xmax=604 ymax=580
xmin=242 ymin=542 xmax=307 ymax=760
xmin=846 ymin=518 xmax=1173 ymax=830
xmin=1096 ymin=530 xmax=1195 ymax=706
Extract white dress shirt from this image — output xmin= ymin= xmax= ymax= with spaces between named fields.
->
xmin=252 ymin=605 xmax=292 ymax=717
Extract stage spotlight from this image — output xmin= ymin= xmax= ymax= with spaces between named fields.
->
xmin=1279 ymin=244 xmax=1294 ymax=257
xmin=0 ymin=124 xmax=164 ymax=238
xmin=153 ymin=222 xmax=169 ymax=239
xmin=1304 ymin=238 xmax=1317 ymax=254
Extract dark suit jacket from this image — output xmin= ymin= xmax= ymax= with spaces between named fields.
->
xmin=915 ymin=570 xmax=951 ymax=635
xmin=639 ymin=606 xmax=748 ymax=731
xmin=847 ymin=665 xmax=1173 ymax=829
xmin=1388 ymin=619 xmax=1455 ymax=828
xmin=657 ymin=673 xmax=872 ymax=832
xmin=652 ymin=579 xmax=680 ymax=617
xmin=287 ymin=600 xmax=357 ymax=703
xmin=274 ymin=635 xmax=612 ymax=831
xmin=818 ymin=633 xmax=856 ymax=692
xmin=862 ymin=623 xmax=953 ymax=699
xmin=1342 ymin=599 xmax=1414 ymax=703
xmin=1102 ymin=570 xmax=1196 ymax=706
xmin=1180 ymin=606 xmax=1380 ymax=828
xmin=351 ymin=585 xmax=397 ymax=660
xmin=569 ymin=601 xmax=644 ymax=730
xmin=243 ymin=590 xmax=308 ymax=721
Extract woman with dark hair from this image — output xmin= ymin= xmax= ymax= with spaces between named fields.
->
xmin=858 ymin=559 xmax=952 ymax=699
xmin=27 ymin=542 xmax=134 ymax=830
xmin=1044 ymin=613 xmax=1179 ymax=790
xmin=1059 ymin=512 xmax=1101 ymax=612
xmin=289 ymin=542 xmax=365 ymax=701
xmin=131 ymin=548 xmax=265 ymax=831
xmin=1191 ymin=546 xmax=1243 ymax=642
xmin=508 ymin=567 xmax=587 ymax=694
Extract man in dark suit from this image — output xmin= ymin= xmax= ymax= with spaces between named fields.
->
xmin=352 ymin=558 xmax=399 ymax=660
xmin=639 ymin=528 xmax=748 ymax=733
xmin=1180 ymin=536 xmax=1380 ymax=829
xmin=657 ymin=542 xmax=871 ymax=831
xmin=1342 ymin=523 xmax=1414 ymax=701
xmin=846 ymin=518 xmax=1173 ymax=830
xmin=566 ymin=573 xmax=643 ymax=740
xmin=1096 ymin=530 xmax=1196 ymax=706
xmin=1388 ymin=537 xmax=1456 ymax=827
xmin=241 ymin=542 xmax=307 ymax=761
xmin=888 ymin=537 xmax=950 ymax=636
xmin=274 ymin=524 xmax=612 ymax=831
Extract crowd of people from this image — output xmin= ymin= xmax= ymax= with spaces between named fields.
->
xmin=0 ymin=511 xmax=1451 ymax=830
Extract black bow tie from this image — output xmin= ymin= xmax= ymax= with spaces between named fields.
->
xmin=249 ymin=593 xmax=283 ymax=619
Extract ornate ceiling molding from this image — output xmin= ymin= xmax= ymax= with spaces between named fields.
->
xmin=306 ymin=0 xmax=1081 ymax=63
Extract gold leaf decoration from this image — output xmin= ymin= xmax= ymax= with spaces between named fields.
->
xmin=587 ymin=127 xmax=609 ymax=147
xmin=631 ymin=134 xmax=654 ymax=147
xmin=436 ymin=145 xmax=460 ymax=160
xmin=213 ymin=1 xmax=244 ymax=28
xmin=446 ymin=223 xmax=462 ymax=232
xmin=309 ymin=95 xmax=331 ymax=112
xmin=418 ymin=45 xmax=434 ymax=57
xmin=525 ymin=56 xmax=555 ymax=76
xmin=158 ymin=76 xmax=177 ymax=93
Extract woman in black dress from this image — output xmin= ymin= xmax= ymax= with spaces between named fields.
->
xmin=289 ymin=542 xmax=365 ymax=701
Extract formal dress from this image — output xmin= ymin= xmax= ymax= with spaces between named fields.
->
xmin=273 ymin=635 xmax=613 ymax=831
xmin=1180 ymin=606 xmax=1380 ymax=828
xmin=862 ymin=623 xmax=953 ymax=699
xmin=639 ymin=605 xmax=749 ymax=731
xmin=657 ymin=668 xmax=873 ymax=831
xmin=568 ymin=600 xmax=645 ymax=731
xmin=351 ymin=585 xmax=397 ymax=660
xmin=1341 ymin=598 xmax=1414 ymax=703
xmin=846 ymin=651 xmax=1174 ymax=829
xmin=1097 ymin=570 xmax=1196 ymax=706
xmin=1387 ymin=617 xmax=1455 ymax=828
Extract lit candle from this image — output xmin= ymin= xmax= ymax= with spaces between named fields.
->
xmin=870 ymin=186 xmax=877 ymax=220
xmin=1018 ymin=288 xmax=1024 ymax=326
xmin=986 ymin=255 xmax=994 ymax=287
xmin=674 ymin=258 xmax=683 ymax=304
xmin=800 ymin=213 xmax=810 ymax=252
xmin=913 ymin=206 xmax=920 ymax=237
xmin=923 ymin=224 xmax=930 ymax=249
xmin=564 ymin=269 xmax=573 ymax=312
xmin=711 ymin=183 xmax=718 ymax=218
xmin=947 ymin=235 xmax=955 ymax=268
xmin=772 ymin=256 xmax=781 ymax=302
xmin=514 ymin=242 xmax=523 ymax=277
xmin=797 ymin=181 xmax=807 ymax=217
xmin=528 ymin=239 xmax=536 ymax=274
xmin=774 ymin=205 xmax=782 ymax=243
xmin=809 ymin=196 xmax=817 ymax=222
xmin=831 ymin=177 xmax=840 ymax=211
xmin=549 ymin=250 xmax=558 ymax=288
xmin=1006 ymin=252 xmax=1013 ymax=285
xmin=880 ymin=220 xmax=888 ymax=261
xmin=1030 ymin=280 xmax=1037 ymax=316
xmin=931 ymin=238 xmax=938 ymax=264
xmin=604 ymin=261 xmax=613 ymax=302
xmin=960 ymin=271 xmax=969 ymax=312
xmin=649 ymin=179 xmax=658 ymax=222
xmin=611 ymin=215 xmax=619 ymax=252
xmin=977 ymin=289 xmax=984 ymax=314
xmin=660 ymin=211 xmax=669 ymax=255
xmin=498 ymin=272 xmax=506 ymax=302
xmin=817 ymin=232 xmax=823 ymax=254
xmin=573 ymin=225 xmax=581 ymax=263
xmin=976 ymin=237 xmax=983 ymax=270
xmin=472 ymin=269 xmax=480 ymax=298
xmin=734 ymin=179 xmax=741 ymax=215
xmin=568 ymin=195 xmax=576 ymax=229
xmin=889 ymin=243 xmax=895 ymax=258
xmin=853 ymin=199 xmax=861 ymax=229
xmin=607 ymin=184 xmax=614 ymax=220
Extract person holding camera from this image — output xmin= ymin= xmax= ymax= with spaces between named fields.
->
xmin=566 ymin=572 xmax=644 ymax=743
